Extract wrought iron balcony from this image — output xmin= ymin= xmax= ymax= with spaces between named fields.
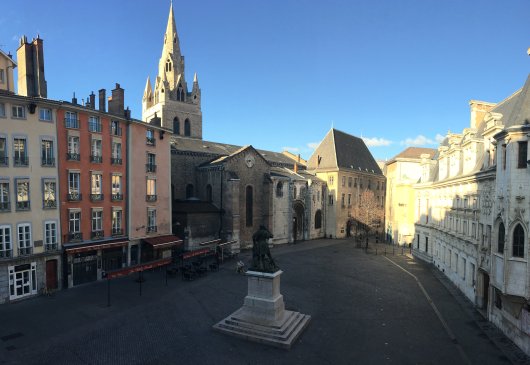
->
xmin=13 ymin=156 xmax=29 ymax=166
xmin=43 ymin=199 xmax=57 ymax=209
xmin=89 ymin=124 xmax=102 ymax=133
xmin=41 ymin=157 xmax=55 ymax=167
xmin=91 ymin=230 xmax=104 ymax=240
xmin=67 ymin=232 xmax=83 ymax=242
xmin=111 ymin=157 xmax=122 ymax=165
xmin=146 ymin=164 xmax=157 ymax=173
xmin=90 ymin=155 xmax=102 ymax=163
xmin=18 ymin=247 xmax=33 ymax=256
xmin=0 ymin=201 xmax=10 ymax=212
xmin=146 ymin=195 xmax=157 ymax=202
xmin=112 ymin=228 xmax=124 ymax=236
xmin=111 ymin=125 xmax=122 ymax=136
xmin=45 ymin=243 xmax=58 ymax=251
xmin=111 ymin=193 xmax=123 ymax=201
xmin=90 ymin=193 xmax=104 ymax=201
xmin=147 ymin=225 xmax=157 ymax=233
xmin=67 ymin=192 xmax=82 ymax=201
xmin=67 ymin=153 xmax=80 ymax=161
xmin=64 ymin=118 xmax=79 ymax=129
xmin=16 ymin=201 xmax=30 ymax=211
xmin=0 ymin=156 xmax=8 ymax=166
xmin=146 ymin=137 xmax=155 ymax=145
xmin=0 ymin=249 xmax=12 ymax=258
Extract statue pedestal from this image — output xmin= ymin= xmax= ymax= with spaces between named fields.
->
xmin=213 ymin=270 xmax=310 ymax=349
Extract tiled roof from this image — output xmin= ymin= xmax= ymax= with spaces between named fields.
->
xmin=171 ymin=136 xmax=301 ymax=167
xmin=390 ymin=147 xmax=437 ymax=161
xmin=308 ymin=129 xmax=383 ymax=175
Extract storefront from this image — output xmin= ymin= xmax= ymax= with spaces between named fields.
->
xmin=64 ymin=239 xmax=129 ymax=287
xmin=142 ymin=235 xmax=183 ymax=263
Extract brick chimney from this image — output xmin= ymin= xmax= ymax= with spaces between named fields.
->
xmin=98 ymin=89 xmax=106 ymax=112
xmin=108 ymin=83 xmax=124 ymax=116
xmin=72 ymin=92 xmax=77 ymax=105
xmin=89 ymin=92 xmax=95 ymax=109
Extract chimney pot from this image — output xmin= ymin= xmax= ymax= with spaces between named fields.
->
xmin=98 ymin=89 xmax=106 ymax=112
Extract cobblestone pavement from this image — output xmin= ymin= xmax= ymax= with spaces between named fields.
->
xmin=0 ymin=238 xmax=528 ymax=365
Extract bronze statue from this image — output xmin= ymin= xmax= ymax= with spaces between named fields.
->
xmin=250 ymin=225 xmax=279 ymax=273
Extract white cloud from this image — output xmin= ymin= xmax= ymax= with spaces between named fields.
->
xmin=307 ymin=142 xmax=320 ymax=150
xmin=400 ymin=134 xmax=440 ymax=146
xmin=282 ymin=146 xmax=299 ymax=153
xmin=362 ymin=137 xmax=392 ymax=147
xmin=435 ymin=134 xmax=445 ymax=143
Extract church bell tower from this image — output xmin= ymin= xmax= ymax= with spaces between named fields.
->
xmin=142 ymin=2 xmax=202 ymax=139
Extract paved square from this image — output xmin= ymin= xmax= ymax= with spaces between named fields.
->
xmin=0 ymin=239 xmax=524 ymax=364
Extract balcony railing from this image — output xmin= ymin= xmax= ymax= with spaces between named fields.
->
xmin=91 ymin=230 xmax=104 ymax=240
xmin=67 ymin=192 xmax=82 ymax=201
xmin=18 ymin=247 xmax=33 ymax=256
xmin=0 ymin=249 xmax=12 ymax=258
xmin=147 ymin=226 xmax=157 ymax=233
xmin=0 ymin=156 xmax=8 ymax=166
xmin=0 ymin=201 xmax=10 ymax=212
xmin=65 ymin=118 xmax=79 ymax=129
xmin=111 ymin=193 xmax=123 ymax=201
xmin=146 ymin=164 xmax=157 ymax=173
xmin=43 ymin=199 xmax=57 ymax=209
xmin=111 ymin=125 xmax=122 ymax=136
xmin=146 ymin=137 xmax=155 ymax=146
xmin=112 ymin=228 xmax=124 ymax=236
xmin=146 ymin=195 xmax=157 ymax=202
xmin=67 ymin=232 xmax=83 ymax=242
xmin=89 ymin=123 xmax=102 ymax=133
xmin=111 ymin=157 xmax=122 ymax=165
xmin=67 ymin=153 xmax=80 ymax=161
xmin=90 ymin=155 xmax=102 ymax=163
xmin=41 ymin=157 xmax=55 ymax=167
xmin=90 ymin=193 xmax=104 ymax=201
xmin=16 ymin=201 xmax=30 ymax=211
xmin=45 ymin=243 xmax=58 ymax=251
xmin=13 ymin=156 xmax=29 ymax=166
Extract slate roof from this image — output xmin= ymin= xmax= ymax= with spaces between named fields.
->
xmin=308 ymin=128 xmax=383 ymax=175
xmin=171 ymin=136 xmax=302 ymax=168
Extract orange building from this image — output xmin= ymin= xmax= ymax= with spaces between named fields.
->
xmin=57 ymin=87 xmax=128 ymax=287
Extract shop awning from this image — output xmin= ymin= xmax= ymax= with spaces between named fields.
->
xmin=64 ymin=239 xmax=129 ymax=254
xmin=106 ymin=258 xmax=172 ymax=279
xmin=143 ymin=235 xmax=183 ymax=249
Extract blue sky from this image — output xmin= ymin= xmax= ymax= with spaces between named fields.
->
xmin=1 ymin=0 xmax=529 ymax=161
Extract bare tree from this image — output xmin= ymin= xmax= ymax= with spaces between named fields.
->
xmin=353 ymin=189 xmax=383 ymax=239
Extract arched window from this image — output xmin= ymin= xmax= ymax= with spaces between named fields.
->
xmin=276 ymin=182 xmax=283 ymax=197
xmin=173 ymin=117 xmax=180 ymax=135
xmin=293 ymin=186 xmax=297 ymax=199
xmin=186 ymin=184 xmax=194 ymax=199
xmin=206 ymin=184 xmax=212 ymax=202
xmin=513 ymin=224 xmax=525 ymax=258
xmin=177 ymin=83 xmax=184 ymax=102
xmin=166 ymin=59 xmax=172 ymax=72
xmin=498 ymin=222 xmax=505 ymax=254
xmin=246 ymin=186 xmax=253 ymax=227
xmin=184 ymin=119 xmax=191 ymax=136
xmin=315 ymin=210 xmax=322 ymax=229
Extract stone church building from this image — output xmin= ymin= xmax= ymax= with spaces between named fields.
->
xmin=142 ymin=4 xmax=383 ymax=252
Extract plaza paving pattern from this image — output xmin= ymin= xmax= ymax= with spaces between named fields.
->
xmin=0 ymin=239 xmax=528 ymax=365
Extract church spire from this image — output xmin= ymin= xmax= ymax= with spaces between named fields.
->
xmin=163 ymin=1 xmax=181 ymax=61
xmin=143 ymin=76 xmax=152 ymax=100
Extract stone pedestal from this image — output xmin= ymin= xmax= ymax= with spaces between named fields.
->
xmin=213 ymin=270 xmax=310 ymax=349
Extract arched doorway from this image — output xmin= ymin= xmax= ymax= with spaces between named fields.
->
xmin=292 ymin=201 xmax=305 ymax=242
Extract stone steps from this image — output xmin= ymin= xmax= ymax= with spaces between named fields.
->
xmin=213 ymin=309 xmax=311 ymax=349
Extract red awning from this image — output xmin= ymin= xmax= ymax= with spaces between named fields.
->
xmin=106 ymin=258 xmax=172 ymax=279
xmin=143 ymin=235 xmax=183 ymax=249
xmin=65 ymin=239 xmax=128 ymax=254
xmin=182 ymin=247 xmax=212 ymax=260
